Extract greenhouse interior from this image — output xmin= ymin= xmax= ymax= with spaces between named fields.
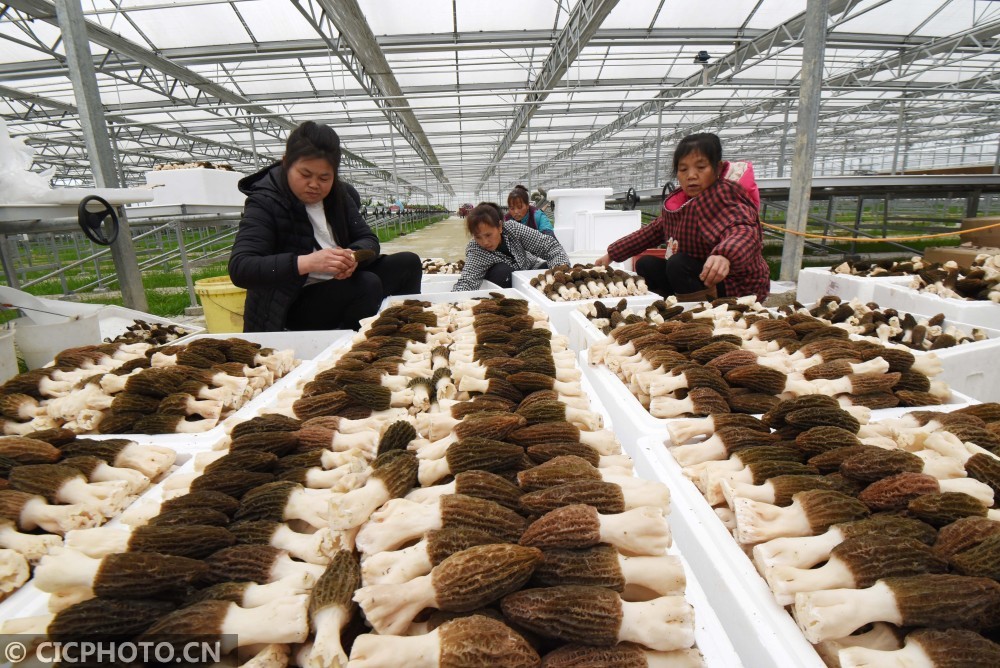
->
xmin=2 ymin=0 xmax=1000 ymax=666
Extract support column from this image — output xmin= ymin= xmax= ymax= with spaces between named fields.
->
xmin=175 ymin=221 xmax=198 ymax=308
xmin=526 ymin=119 xmax=532 ymax=195
xmin=779 ymin=0 xmax=829 ymax=282
xmin=54 ymin=0 xmax=147 ymax=311
xmin=654 ymin=102 xmax=664 ymax=189
xmin=0 ymin=236 xmax=20 ymax=289
xmin=777 ymin=98 xmax=792 ymax=178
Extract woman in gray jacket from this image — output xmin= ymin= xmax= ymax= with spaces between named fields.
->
xmin=453 ymin=202 xmax=569 ymax=291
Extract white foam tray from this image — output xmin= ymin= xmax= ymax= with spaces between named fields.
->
xmin=871 ymin=281 xmax=1000 ymax=331
xmin=82 ymin=331 xmax=353 ymax=452
xmin=796 ymin=267 xmax=911 ymax=305
xmin=511 ymin=271 xmax=658 ymax=336
xmin=0 ymin=451 xmax=196 ymax=622
xmin=580 ymin=348 xmax=978 ymax=453
xmin=633 ymin=431 xmax=825 ymax=668
xmin=420 ymin=273 xmax=500 ymax=294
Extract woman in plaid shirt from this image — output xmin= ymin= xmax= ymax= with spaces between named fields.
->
xmin=453 ymin=202 xmax=569 ymax=291
xmin=596 ymin=133 xmax=770 ymax=302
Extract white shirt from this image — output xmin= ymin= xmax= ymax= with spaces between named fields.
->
xmin=305 ymin=201 xmax=338 ymax=284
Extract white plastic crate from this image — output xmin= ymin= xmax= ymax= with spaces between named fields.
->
xmin=796 ymin=267 xmax=911 ymax=305
xmin=83 ymin=331 xmax=353 ymax=452
xmin=580 ymin=348 xmax=977 ymax=453
xmin=511 ymin=272 xmax=658 ymax=336
xmin=871 ymin=281 xmax=1000 ymax=331
xmin=634 ymin=432 xmax=826 ymax=668
xmin=419 ymin=273 xmax=500 ymax=294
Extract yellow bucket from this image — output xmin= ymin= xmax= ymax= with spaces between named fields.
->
xmin=194 ymin=276 xmax=246 ymax=333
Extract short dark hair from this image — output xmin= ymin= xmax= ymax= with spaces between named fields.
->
xmin=283 ymin=121 xmax=342 ymax=172
xmin=466 ymin=202 xmax=502 ymax=234
xmin=507 ymin=187 xmax=530 ymax=208
xmin=672 ymin=133 xmax=722 ymax=177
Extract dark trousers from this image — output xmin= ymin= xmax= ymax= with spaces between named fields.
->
xmin=285 ymin=251 xmax=421 ymax=330
xmin=635 ymin=252 xmax=723 ymax=299
xmin=485 ymin=263 xmax=514 ymax=288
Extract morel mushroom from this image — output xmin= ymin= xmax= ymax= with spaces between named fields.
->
xmin=0 ymin=490 xmax=101 ymax=534
xmin=299 ymin=550 xmax=360 ymax=668
xmin=8 ymin=464 xmax=129 ymax=517
xmin=360 ymin=527 xmax=502 ymax=586
xmin=519 ymin=504 xmax=671 ymax=555
xmin=0 ymin=548 xmax=28 ymax=600
xmin=328 ymin=450 xmax=418 ymax=530
xmin=59 ymin=438 xmax=176 ymax=479
xmin=765 ymin=535 xmax=947 ymax=606
xmin=417 ymin=437 xmax=524 ymax=486
xmin=203 ymin=545 xmax=324 ymax=585
xmin=838 ymin=628 xmax=1000 ymax=668
xmin=533 ymin=545 xmax=686 ymax=599
xmin=793 ymin=574 xmax=1000 ymax=643
xmin=541 ymin=644 xmax=703 ymax=668
xmin=404 ymin=470 xmax=523 ymax=512
xmin=502 ymin=585 xmax=694 ymax=652
xmin=0 ymin=596 xmax=175 ymax=638
xmin=228 ymin=520 xmax=341 ymax=565
xmin=733 ymin=489 xmax=870 ymax=544
xmin=348 ymin=614 xmax=540 ymax=668
xmin=232 ymin=480 xmax=336 ymax=530
xmin=139 ymin=595 xmax=309 ymax=654
xmin=354 ymin=494 xmax=526 ymax=556
xmin=0 ymin=517 xmax=61 ymax=561
xmin=65 ymin=523 xmax=235 ymax=560
xmin=354 ymin=543 xmax=541 ymax=635
xmin=33 ymin=549 xmax=207 ymax=598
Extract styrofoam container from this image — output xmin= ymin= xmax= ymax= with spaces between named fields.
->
xmin=633 ymin=431 xmax=826 ymax=668
xmin=0 ymin=329 xmax=18 ymax=383
xmin=511 ymin=271 xmax=657 ymax=335
xmin=578 ymin=209 xmax=642 ymax=252
xmin=0 ymin=450 xmax=196 ymax=621
xmin=381 ymin=287 xmax=528 ymax=310
xmin=872 ymin=281 xmax=1000 ymax=330
xmin=140 ymin=167 xmax=245 ymax=207
xmin=419 ymin=274 xmax=500 ymax=294
xmin=547 ymin=187 xmax=611 ymax=227
xmin=83 ymin=331 xmax=353 ymax=452
xmin=580 ymin=349 xmax=977 ymax=451
xmin=14 ymin=312 xmax=102 ymax=369
xmin=796 ymin=267 xmax=911 ymax=305
xmin=553 ymin=226 xmax=575 ymax=251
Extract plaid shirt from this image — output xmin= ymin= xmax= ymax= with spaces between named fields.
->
xmin=607 ymin=177 xmax=770 ymax=301
xmin=453 ymin=221 xmax=570 ymax=291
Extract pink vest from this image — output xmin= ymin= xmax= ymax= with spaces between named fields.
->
xmin=664 ymin=160 xmax=760 ymax=213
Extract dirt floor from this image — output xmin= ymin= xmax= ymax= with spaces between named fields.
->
xmin=380 ymin=215 xmax=469 ymax=262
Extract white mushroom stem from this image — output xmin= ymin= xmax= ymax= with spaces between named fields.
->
xmin=0 ymin=610 xmax=51 ymax=635
xmin=302 ymin=605 xmax=350 ymax=668
xmin=348 ymin=631 xmax=441 ymax=668
xmin=14 ymin=496 xmax=102 ymax=534
xmin=43 ymin=384 xmax=114 ymax=420
xmin=620 ymin=553 xmax=686 ymax=598
xmin=598 ymin=506 xmax=672 ymax=555
xmin=49 ymin=478 xmax=129 ymax=517
xmin=911 ymin=353 xmax=942 ymax=377
xmin=752 ymin=527 xmax=852 ymax=572
xmin=113 ymin=442 xmax=177 ymax=479
xmin=34 ymin=548 xmax=101 ymax=593
xmin=404 ymin=483 xmax=454 ymax=505
xmin=354 ymin=574 xmax=436 ymax=635
xmin=242 ymin=574 xmax=316 ymax=607
xmin=794 ymin=582 xmax=900 ymax=643
xmin=603 ymin=474 xmax=670 ymax=511
xmin=766 ymin=558 xmax=858 ymax=607
xmin=0 ymin=548 xmax=29 ymax=598
xmin=320 ymin=448 xmax=369 ymax=470
xmin=0 ymin=519 xmax=61 ymax=561
xmin=417 ymin=457 xmax=453 ymax=487
xmin=354 ymin=498 xmax=441 ymax=555
xmin=670 ymin=433 xmax=732 ymax=467
xmin=215 ymin=595 xmax=310 ymax=653
xmin=80 ymin=461 xmax=150 ymax=496
xmin=732 ymin=496 xmax=815 ymax=545
xmin=64 ymin=526 xmax=131 ymax=558
xmin=327 ymin=477 xmax=390 ymax=531
xmin=360 ymin=539 xmax=433 ymax=586
xmin=298 ymin=464 xmax=372 ymax=492
xmin=3 ymin=416 xmax=57 ymax=435
xmin=600 ymin=454 xmax=634 ymax=471
xmin=579 ymin=429 xmax=621 ymax=455
xmin=618 ymin=595 xmax=695 ymax=651
xmin=267 ymin=552 xmax=326 ymax=583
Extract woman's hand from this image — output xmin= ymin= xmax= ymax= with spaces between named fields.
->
xmin=594 ymin=254 xmax=612 ymax=267
xmin=700 ymin=254 xmax=730 ymax=287
xmin=298 ymin=248 xmax=358 ymax=278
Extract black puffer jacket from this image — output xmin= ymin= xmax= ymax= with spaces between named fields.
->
xmin=228 ymin=162 xmax=379 ymax=332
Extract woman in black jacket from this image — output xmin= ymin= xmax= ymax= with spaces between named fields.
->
xmin=229 ymin=121 xmax=421 ymax=331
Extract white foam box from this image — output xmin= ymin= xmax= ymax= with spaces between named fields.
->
xmin=0 ymin=450 xmax=197 ymax=622
xmin=381 ymin=287 xmax=528 ymax=311
xmin=143 ymin=167 xmax=245 ymax=207
xmin=795 ymin=301 xmax=1000 ymax=404
xmin=511 ymin=271 xmax=658 ymax=336
xmin=871 ymin=281 xmax=1000 ymax=331
xmin=580 ymin=348 xmax=977 ymax=453
xmin=796 ymin=266 xmax=912 ymax=305
xmin=85 ymin=331 xmax=353 ymax=452
xmin=419 ymin=273 xmax=500 ymax=294
xmin=633 ymin=431 xmax=827 ymax=668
